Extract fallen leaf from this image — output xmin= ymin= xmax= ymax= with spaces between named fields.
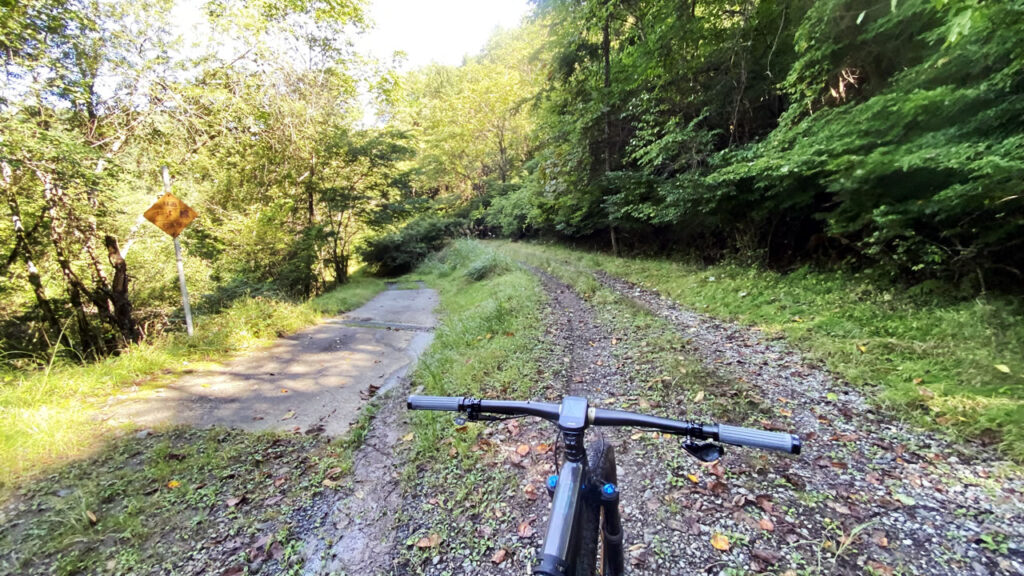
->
xmin=778 ymin=408 xmax=793 ymax=417
xmin=86 ymin=510 xmax=97 ymax=525
xmin=710 ymin=533 xmax=731 ymax=551
xmin=491 ymin=549 xmax=507 ymax=564
xmin=709 ymin=460 xmax=726 ymax=478
xmin=505 ymin=420 xmax=521 ymax=436
xmin=322 ymin=478 xmax=339 ymax=488
xmin=535 ymin=442 xmax=552 ymax=454
xmin=265 ymin=495 xmax=284 ymax=506
xmin=857 ymin=344 xmax=867 ymax=353
xmin=693 ymin=391 xmax=705 ymax=403
xmin=401 ymin=432 xmax=414 ymax=442
xmin=516 ymin=444 xmax=531 ymax=456
xmin=166 ymin=480 xmax=180 ymax=489
xmin=755 ymin=495 xmax=774 ymax=514
xmin=221 ymin=566 xmax=245 ymax=576
xmin=414 ymin=533 xmax=441 ymax=548
xmin=709 ymin=480 xmax=728 ymax=495
xmin=686 ymin=473 xmax=699 ymax=484
xmin=871 ymin=530 xmax=889 ymax=548
xmin=280 ymin=410 xmax=296 ymax=421
xmin=280 ymin=388 xmax=289 ymax=394
xmin=523 ymin=483 xmax=539 ymax=500
xmin=517 ymin=519 xmax=536 ymax=538
xmin=273 ymin=477 xmax=286 ymax=487
xmin=325 ymin=467 xmax=342 ymax=478
xmin=994 ymin=364 xmax=1011 ymax=374
xmin=759 ymin=517 xmax=775 ymax=532
xmin=867 ymin=561 xmax=895 ymax=576
xmin=917 ymin=387 xmax=935 ymax=400
xmin=225 ymin=496 xmax=244 ymax=507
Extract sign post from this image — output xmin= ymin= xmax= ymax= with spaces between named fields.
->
xmin=144 ymin=167 xmax=198 ymax=336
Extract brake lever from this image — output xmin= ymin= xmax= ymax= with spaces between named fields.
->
xmin=683 ymin=441 xmax=725 ymax=463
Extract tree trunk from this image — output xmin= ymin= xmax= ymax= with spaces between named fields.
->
xmin=602 ymin=9 xmax=618 ymax=256
xmin=104 ymin=235 xmax=140 ymax=344
xmin=3 ymin=163 xmax=62 ymax=337
xmin=306 ymin=154 xmax=317 ymax=225
xmin=36 ymin=168 xmax=106 ymax=356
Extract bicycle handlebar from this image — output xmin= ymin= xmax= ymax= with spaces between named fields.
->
xmin=407 ymin=395 xmax=801 ymax=455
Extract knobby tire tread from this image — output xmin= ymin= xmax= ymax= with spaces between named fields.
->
xmin=572 ymin=436 xmax=617 ymax=576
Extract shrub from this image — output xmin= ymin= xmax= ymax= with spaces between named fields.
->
xmin=358 ymin=217 xmax=463 ymax=276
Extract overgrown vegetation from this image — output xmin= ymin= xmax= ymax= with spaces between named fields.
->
xmin=1 ymin=0 xmax=412 ymax=363
xmin=0 ymin=275 xmax=384 ymax=488
xmin=500 ymin=241 xmax=1024 ymax=459
xmin=358 ymin=216 xmax=463 ymax=276
xmin=388 ymin=0 xmax=1023 ymax=291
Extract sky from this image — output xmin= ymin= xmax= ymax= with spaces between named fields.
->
xmin=354 ymin=0 xmax=533 ymax=69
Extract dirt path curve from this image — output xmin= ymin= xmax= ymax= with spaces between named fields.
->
xmin=106 ymin=287 xmax=438 ymax=436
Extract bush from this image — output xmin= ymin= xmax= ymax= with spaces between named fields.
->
xmin=358 ymin=217 xmax=463 ymax=276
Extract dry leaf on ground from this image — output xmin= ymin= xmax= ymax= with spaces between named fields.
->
xmin=415 ymin=533 xmax=441 ymax=548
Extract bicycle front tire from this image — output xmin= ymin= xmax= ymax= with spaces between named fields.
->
xmin=571 ymin=436 xmax=617 ymax=576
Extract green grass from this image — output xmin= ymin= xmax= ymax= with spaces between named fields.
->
xmin=0 ymin=426 xmax=358 ymax=575
xmin=496 ymin=241 xmax=1024 ymax=460
xmin=397 ymin=239 xmax=550 ymax=573
xmin=0 ymin=275 xmax=385 ymax=489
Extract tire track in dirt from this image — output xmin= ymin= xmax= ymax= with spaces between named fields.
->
xmin=298 ymin=389 xmax=411 ymax=576
xmin=588 ymin=269 xmax=1024 ymax=575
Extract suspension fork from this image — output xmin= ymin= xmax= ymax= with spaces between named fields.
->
xmin=600 ymin=483 xmax=625 ymax=576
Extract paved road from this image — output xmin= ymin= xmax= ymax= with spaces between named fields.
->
xmin=108 ymin=288 xmax=438 ymax=436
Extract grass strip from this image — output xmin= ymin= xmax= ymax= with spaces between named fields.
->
xmin=397 ymin=240 xmax=549 ymax=573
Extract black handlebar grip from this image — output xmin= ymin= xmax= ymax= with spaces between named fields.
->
xmin=407 ymin=395 xmax=463 ymax=412
xmin=717 ymin=424 xmax=802 ymax=454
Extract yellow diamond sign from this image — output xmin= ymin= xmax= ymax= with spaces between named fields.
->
xmin=144 ymin=193 xmax=197 ymax=238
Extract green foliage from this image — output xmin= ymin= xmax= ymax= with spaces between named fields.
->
xmin=357 ymin=217 xmax=462 ymax=276
xmin=401 ymin=240 xmax=545 ymax=571
xmin=389 ymin=0 xmax=1024 ymax=290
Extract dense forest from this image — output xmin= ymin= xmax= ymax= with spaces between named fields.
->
xmin=383 ymin=0 xmax=1023 ymax=290
xmin=2 ymin=0 xmax=1022 ymax=362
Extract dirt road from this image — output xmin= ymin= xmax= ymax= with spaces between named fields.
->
xmin=107 ymin=286 xmax=438 ymax=436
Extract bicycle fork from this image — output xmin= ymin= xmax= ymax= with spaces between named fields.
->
xmin=600 ymin=483 xmax=625 ymax=576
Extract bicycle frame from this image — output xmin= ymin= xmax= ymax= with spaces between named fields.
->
xmin=535 ymin=458 xmax=586 ymax=575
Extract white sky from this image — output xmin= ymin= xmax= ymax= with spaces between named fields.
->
xmin=355 ymin=0 xmax=533 ymax=69
xmin=170 ymin=0 xmax=533 ymax=69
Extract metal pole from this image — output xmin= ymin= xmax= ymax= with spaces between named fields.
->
xmin=174 ymin=236 xmax=194 ymax=336
xmin=163 ymin=166 xmax=194 ymax=336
